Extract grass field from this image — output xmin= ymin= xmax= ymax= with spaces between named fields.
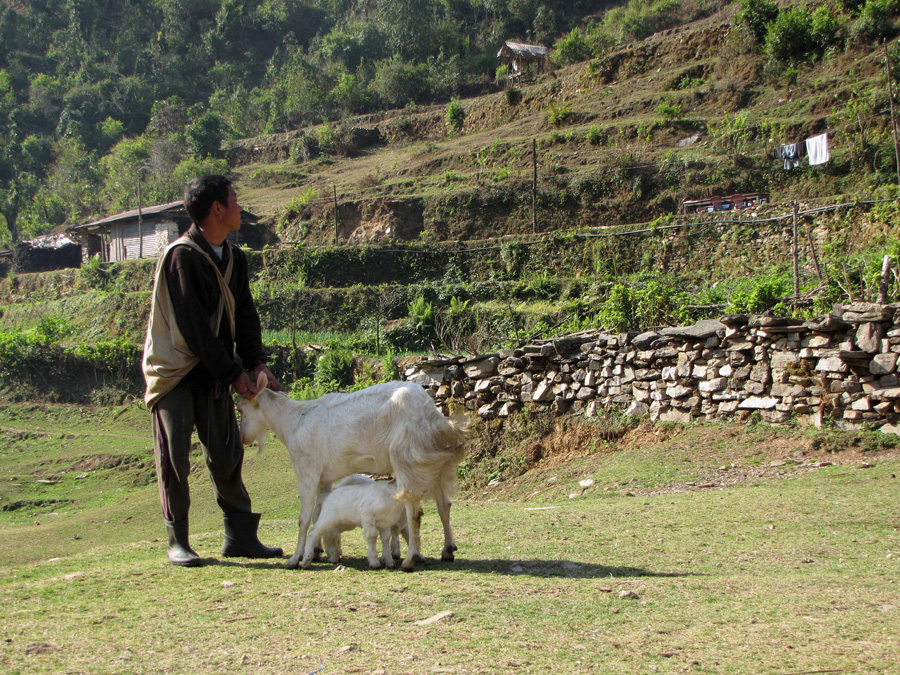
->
xmin=1 ymin=402 xmax=898 ymax=674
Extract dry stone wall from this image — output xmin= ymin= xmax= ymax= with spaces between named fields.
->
xmin=402 ymin=303 xmax=900 ymax=434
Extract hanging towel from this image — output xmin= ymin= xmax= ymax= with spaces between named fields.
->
xmin=806 ymin=133 xmax=830 ymax=166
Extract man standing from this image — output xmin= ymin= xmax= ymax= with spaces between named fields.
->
xmin=143 ymin=175 xmax=283 ymax=566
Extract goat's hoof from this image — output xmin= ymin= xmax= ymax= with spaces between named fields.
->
xmin=400 ymin=563 xmax=415 ymax=572
xmin=412 ymin=552 xmax=425 ymax=563
xmin=441 ymin=551 xmax=455 ymax=562
xmin=369 ymin=562 xmax=382 ymax=570
xmin=284 ymin=558 xmax=300 ymax=570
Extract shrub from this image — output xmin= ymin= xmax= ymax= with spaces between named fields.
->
xmin=35 ymin=315 xmax=73 ymax=344
xmin=445 ymin=99 xmax=465 ymax=135
xmin=764 ymin=5 xmax=814 ymax=63
xmin=586 ymin=125 xmax=604 ymax=145
xmin=547 ymin=102 xmax=572 ymax=127
xmin=598 ymin=284 xmax=635 ymax=332
xmin=314 ymin=349 xmax=355 ymax=388
xmin=408 ymin=295 xmax=434 ymax=332
xmin=505 ymin=87 xmax=523 ymax=106
xmin=737 ymin=0 xmax=779 ymax=43
xmin=656 ymin=100 xmax=683 ymax=120
xmin=850 ymin=0 xmax=899 ymax=42
xmin=552 ymin=28 xmax=593 ymax=66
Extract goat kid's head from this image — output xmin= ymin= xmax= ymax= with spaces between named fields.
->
xmin=234 ymin=371 xmax=270 ymax=448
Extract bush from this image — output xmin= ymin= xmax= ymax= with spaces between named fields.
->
xmin=850 ymin=0 xmax=899 ymax=42
xmin=764 ymin=5 xmax=814 ymax=63
xmin=314 ymin=349 xmax=355 ymax=388
xmin=445 ymin=99 xmax=465 ymax=135
xmin=585 ymin=125 xmax=605 ymax=145
xmin=552 ymin=28 xmax=593 ymax=66
xmin=547 ymin=102 xmax=572 ymax=127
xmin=737 ymin=0 xmax=779 ymax=43
xmin=505 ymin=88 xmax=523 ymax=106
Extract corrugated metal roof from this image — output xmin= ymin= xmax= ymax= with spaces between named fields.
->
xmin=70 ymin=200 xmax=184 ymax=231
xmin=497 ymin=41 xmax=550 ymax=58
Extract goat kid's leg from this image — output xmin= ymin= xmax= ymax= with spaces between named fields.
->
xmin=323 ymin=532 xmax=341 ymax=564
xmin=380 ymin=527 xmax=394 ymax=568
xmin=400 ymin=502 xmax=423 ymax=572
xmin=434 ymin=484 xmax=457 ymax=561
xmin=389 ymin=524 xmax=402 ymax=560
xmin=300 ymin=524 xmax=322 ymax=569
xmin=362 ymin=525 xmax=382 ymax=569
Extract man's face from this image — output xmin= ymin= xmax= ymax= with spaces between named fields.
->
xmin=222 ymin=186 xmax=242 ymax=232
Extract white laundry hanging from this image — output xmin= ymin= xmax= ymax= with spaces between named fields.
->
xmin=806 ymin=133 xmax=830 ymax=166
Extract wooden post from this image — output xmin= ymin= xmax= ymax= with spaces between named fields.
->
xmin=531 ymin=138 xmax=538 ymax=234
xmin=333 ymin=185 xmax=339 ymax=246
xmin=884 ymin=40 xmax=900 ymax=186
xmin=805 ymin=226 xmax=823 ymax=284
xmin=792 ymin=201 xmax=799 ymax=309
xmin=137 ymin=178 xmax=142 ymax=260
xmin=877 ymin=254 xmax=892 ymax=304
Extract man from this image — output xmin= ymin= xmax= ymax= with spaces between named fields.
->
xmin=143 ymin=175 xmax=283 ymax=567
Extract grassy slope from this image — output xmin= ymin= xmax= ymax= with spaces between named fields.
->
xmin=232 ymin=12 xmax=888 ymax=240
xmin=1 ymin=402 xmax=898 ymax=674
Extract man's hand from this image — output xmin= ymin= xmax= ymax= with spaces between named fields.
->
xmin=252 ymin=363 xmax=281 ymax=392
xmin=232 ymin=371 xmax=258 ymax=399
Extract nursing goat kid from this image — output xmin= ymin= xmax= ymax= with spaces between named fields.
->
xmin=235 ymin=375 xmax=469 ymax=571
xmin=304 ymin=477 xmax=412 ymax=569
xmin=329 ymin=474 xmax=416 ymax=562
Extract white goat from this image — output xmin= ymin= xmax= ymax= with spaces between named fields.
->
xmin=304 ymin=477 xmax=411 ymax=569
xmin=329 ymin=474 xmax=416 ymax=561
xmin=236 ymin=375 xmax=469 ymax=571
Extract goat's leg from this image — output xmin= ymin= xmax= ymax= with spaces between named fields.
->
xmin=380 ymin=527 xmax=395 ymax=568
xmin=286 ymin=486 xmax=317 ymax=569
xmin=400 ymin=501 xmax=423 ymax=572
xmin=310 ymin=483 xmax=331 ymax=561
xmin=433 ymin=483 xmax=457 ymax=561
xmin=362 ymin=524 xmax=382 ymax=569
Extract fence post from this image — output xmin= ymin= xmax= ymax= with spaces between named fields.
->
xmin=532 ymin=138 xmax=538 ymax=234
xmin=333 ymin=185 xmax=339 ymax=246
xmin=877 ymin=254 xmax=892 ymax=304
xmin=792 ymin=201 xmax=799 ymax=309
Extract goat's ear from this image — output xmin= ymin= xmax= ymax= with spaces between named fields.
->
xmin=255 ymin=370 xmax=268 ymax=391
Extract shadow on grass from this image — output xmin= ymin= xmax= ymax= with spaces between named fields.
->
xmin=209 ymin=555 xmax=697 ymax=578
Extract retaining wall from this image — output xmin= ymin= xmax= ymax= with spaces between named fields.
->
xmin=402 ymin=303 xmax=900 ymax=433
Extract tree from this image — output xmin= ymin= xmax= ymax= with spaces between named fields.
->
xmin=187 ymin=111 xmax=224 ymax=157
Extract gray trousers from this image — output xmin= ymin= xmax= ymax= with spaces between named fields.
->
xmin=152 ymin=384 xmax=252 ymax=523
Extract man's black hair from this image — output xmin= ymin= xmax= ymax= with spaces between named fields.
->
xmin=183 ymin=175 xmax=232 ymax=225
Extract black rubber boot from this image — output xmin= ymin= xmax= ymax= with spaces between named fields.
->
xmin=222 ymin=512 xmax=283 ymax=558
xmin=165 ymin=519 xmax=203 ymax=567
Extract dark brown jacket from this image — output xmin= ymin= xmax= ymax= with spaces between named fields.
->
xmin=164 ymin=225 xmax=266 ymax=393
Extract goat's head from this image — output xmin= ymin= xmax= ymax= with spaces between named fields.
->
xmin=234 ymin=371 xmax=271 ymax=448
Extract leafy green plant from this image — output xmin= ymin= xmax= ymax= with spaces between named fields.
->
xmin=407 ymin=295 xmax=434 ymax=332
xmin=314 ymin=349 xmax=355 ymax=388
xmin=546 ymin=102 xmax=572 ymax=127
xmin=445 ymin=99 xmax=465 ymax=135
xmin=35 ymin=315 xmax=73 ymax=344
xmin=585 ymin=125 xmax=604 ymax=145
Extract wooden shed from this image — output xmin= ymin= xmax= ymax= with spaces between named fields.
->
xmin=497 ymin=41 xmax=550 ymax=85
xmin=69 ymin=201 xmax=259 ymax=263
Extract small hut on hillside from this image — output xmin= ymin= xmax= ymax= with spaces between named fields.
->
xmin=68 ymin=201 xmax=262 ymax=263
xmin=496 ymin=41 xmax=550 ymax=86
